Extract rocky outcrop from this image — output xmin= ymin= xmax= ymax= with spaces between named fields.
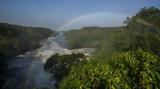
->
xmin=22 ymin=35 xmax=95 ymax=63
xmin=71 ymin=48 xmax=95 ymax=56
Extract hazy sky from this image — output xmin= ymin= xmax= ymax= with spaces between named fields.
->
xmin=0 ymin=0 xmax=160 ymax=30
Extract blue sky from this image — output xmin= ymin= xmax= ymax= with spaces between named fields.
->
xmin=0 ymin=0 xmax=160 ymax=30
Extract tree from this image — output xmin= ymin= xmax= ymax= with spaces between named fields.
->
xmin=44 ymin=53 xmax=85 ymax=87
xmin=130 ymin=7 xmax=160 ymax=29
xmin=60 ymin=49 xmax=160 ymax=89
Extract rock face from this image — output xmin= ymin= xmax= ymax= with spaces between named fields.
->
xmin=71 ymin=48 xmax=96 ymax=56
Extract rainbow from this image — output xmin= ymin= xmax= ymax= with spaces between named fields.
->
xmin=57 ymin=12 xmax=128 ymax=31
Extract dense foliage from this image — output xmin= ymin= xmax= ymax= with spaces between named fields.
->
xmin=45 ymin=7 xmax=160 ymax=89
xmin=60 ymin=49 xmax=160 ymax=89
xmin=134 ymin=7 xmax=160 ymax=29
xmin=0 ymin=23 xmax=57 ymax=88
xmin=55 ymin=7 xmax=160 ymax=89
xmin=64 ymin=7 xmax=160 ymax=62
xmin=0 ymin=23 xmax=57 ymax=56
xmin=44 ymin=53 xmax=85 ymax=87
xmin=64 ymin=26 xmax=124 ymax=49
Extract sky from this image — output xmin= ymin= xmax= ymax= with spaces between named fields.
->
xmin=0 ymin=0 xmax=160 ymax=31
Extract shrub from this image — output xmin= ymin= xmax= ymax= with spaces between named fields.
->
xmin=60 ymin=49 xmax=160 ymax=89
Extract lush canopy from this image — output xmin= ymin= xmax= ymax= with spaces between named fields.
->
xmin=60 ymin=49 xmax=160 ymax=89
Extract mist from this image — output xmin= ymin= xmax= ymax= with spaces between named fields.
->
xmin=2 ymin=57 xmax=55 ymax=89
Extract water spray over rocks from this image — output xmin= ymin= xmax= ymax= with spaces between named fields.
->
xmin=2 ymin=33 xmax=95 ymax=89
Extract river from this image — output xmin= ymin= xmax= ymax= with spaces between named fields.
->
xmin=2 ymin=33 xmax=70 ymax=89
xmin=1 ymin=32 xmax=95 ymax=89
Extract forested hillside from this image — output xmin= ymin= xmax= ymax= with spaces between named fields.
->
xmin=64 ymin=7 xmax=160 ymax=62
xmin=60 ymin=49 xmax=160 ymax=89
xmin=0 ymin=23 xmax=58 ymax=88
xmin=44 ymin=7 xmax=160 ymax=89
xmin=64 ymin=26 xmax=124 ymax=49
xmin=0 ymin=23 xmax=57 ymax=56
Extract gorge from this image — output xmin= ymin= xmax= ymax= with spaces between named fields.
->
xmin=1 ymin=32 xmax=95 ymax=89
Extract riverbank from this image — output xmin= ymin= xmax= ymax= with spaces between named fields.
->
xmin=1 ymin=32 xmax=95 ymax=89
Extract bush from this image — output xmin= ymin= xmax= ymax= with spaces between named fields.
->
xmin=59 ymin=49 xmax=160 ymax=89
xmin=44 ymin=53 xmax=85 ymax=87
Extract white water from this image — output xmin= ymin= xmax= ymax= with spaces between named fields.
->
xmin=2 ymin=33 xmax=69 ymax=89
xmin=2 ymin=33 xmax=95 ymax=89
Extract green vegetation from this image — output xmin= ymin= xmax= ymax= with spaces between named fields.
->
xmin=0 ymin=23 xmax=57 ymax=88
xmin=0 ymin=23 xmax=57 ymax=56
xmin=60 ymin=49 xmax=160 ymax=89
xmin=64 ymin=26 xmax=124 ymax=49
xmin=44 ymin=53 xmax=85 ymax=87
xmin=131 ymin=7 xmax=160 ymax=29
xmin=43 ymin=7 xmax=160 ymax=89
xmin=64 ymin=7 xmax=160 ymax=62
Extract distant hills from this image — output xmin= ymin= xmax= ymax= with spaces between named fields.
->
xmin=64 ymin=7 xmax=160 ymax=62
xmin=0 ymin=23 xmax=57 ymax=56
